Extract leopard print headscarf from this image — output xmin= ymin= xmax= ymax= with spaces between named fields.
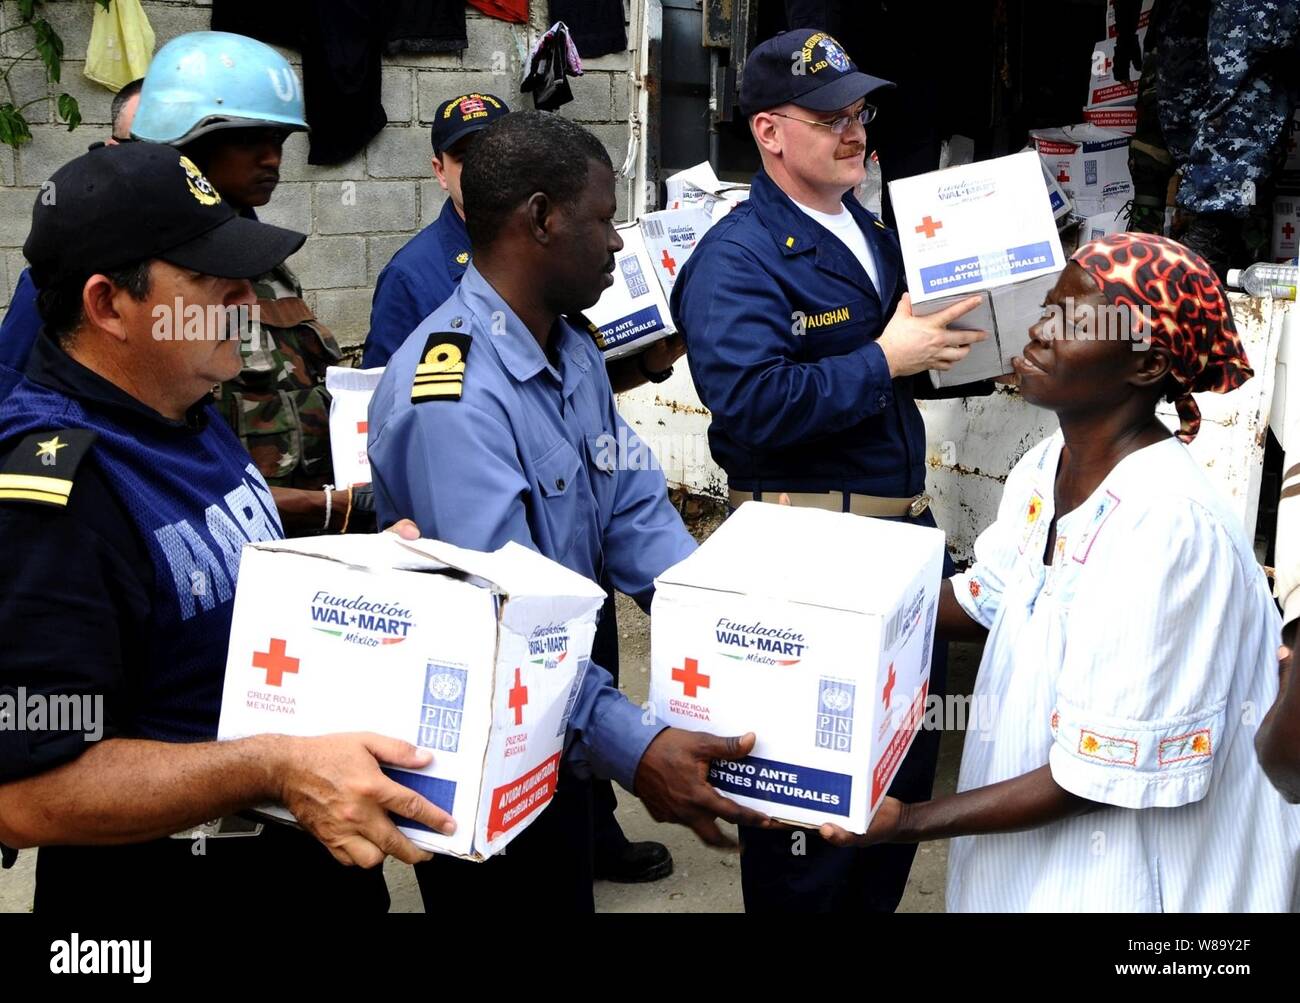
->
xmin=1071 ymin=233 xmax=1253 ymax=442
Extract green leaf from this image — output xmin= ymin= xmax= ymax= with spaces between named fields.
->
xmin=18 ymin=0 xmax=36 ymax=23
xmin=0 ymin=104 xmax=34 ymax=148
xmin=57 ymin=93 xmax=80 ymax=131
xmin=32 ymin=19 xmax=64 ymax=84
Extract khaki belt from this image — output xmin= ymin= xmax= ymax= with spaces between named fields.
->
xmin=729 ymin=488 xmax=931 ymax=519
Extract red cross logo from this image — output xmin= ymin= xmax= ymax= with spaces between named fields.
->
xmin=1056 ymin=168 xmax=1070 ymax=183
xmin=660 ymin=248 xmax=678 ymax=276
xmin=508 ymin=666 xmax=529 ymax=725
xmin=914 ymin=215 xmax=943 ymax=239
xmin=1285 ymin=223 xmax=1296 ymax=240
xmin=252 ymin=638 xmax=299 ymax=687
xmin=671 ymin=657 xmax=710 ymax=698
xmin=355 ymin=420 xmax=368 ymax=434
xmin=882 ymin=662 xmax=896 ymax=710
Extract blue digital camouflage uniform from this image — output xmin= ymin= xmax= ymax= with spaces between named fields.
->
xmin=1156 ymin=0 xmax=1300 ymax=215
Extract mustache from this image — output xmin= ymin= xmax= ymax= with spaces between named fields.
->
xmin=834 ymin=143 xmax=866 ymax=160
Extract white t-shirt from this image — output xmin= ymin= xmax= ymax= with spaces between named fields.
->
xmin=947 ymin=431 xmax=1300 ymax=912
xmin=792 ymin=199 xmax=881 ymax=295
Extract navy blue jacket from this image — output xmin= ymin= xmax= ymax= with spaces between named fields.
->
xmin=0 ymin=268 xmax=40 ymax=400
xmin=670 ymin=169 xmax=932 ymax=498
xmin=363 ymin=199 xmax=471 ymax=368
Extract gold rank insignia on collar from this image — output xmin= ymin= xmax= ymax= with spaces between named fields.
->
xmin=0 ymin=428 xmax=98 ymax=508
xmin=872 ymin=219 xmax=887 ymax=230
xmin=567 ymin=311 xmax=605 ymax=348
xmin=411 ymin=331 xmax=472 ymax=404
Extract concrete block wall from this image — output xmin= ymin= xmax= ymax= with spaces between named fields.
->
xmin=0 ymin=0 xmax=635 ymax=346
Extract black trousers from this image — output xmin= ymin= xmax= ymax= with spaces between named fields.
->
xmin=590 ymin=581 xmax=629 ymax=857
xmin=33 ymin=821 xmax=390 ymax=914
xmin=413 ymin=578 xmax=620 ymax=912
xmin=737 ymin=508 xmax=956 ymax=913
xmin=414 ymin=763 xmax=596 ymax=912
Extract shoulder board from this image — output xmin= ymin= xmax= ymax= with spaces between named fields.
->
xmin=411 ymin=331 xmax=472 ymax=404
xmin=568 ymin=311 xmax=605 ymax=348
xmin=0 ymin=428 xmax=98 ymax=508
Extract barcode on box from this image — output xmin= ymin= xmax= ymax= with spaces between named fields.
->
xmin=642 ymin=218 xmax=665 ymax=238
xmin=556 ymin=657 xmax=588 ymax=737
xmin=883 ymin=603 xmax=907 ymax=650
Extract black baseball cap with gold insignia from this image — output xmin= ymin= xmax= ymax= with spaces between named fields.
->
xmin=738 ymin=28 xmax=894 ymax=117
xmin=23 ymin=143 xmax=305 ymax=289
xmin=431 ymin=92 xmax=510 ymax=155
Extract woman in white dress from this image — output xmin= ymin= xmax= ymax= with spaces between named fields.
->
xmin=820 ymin=232 xmax=1300 ymax=911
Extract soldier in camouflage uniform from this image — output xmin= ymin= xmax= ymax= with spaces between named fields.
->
xmin=1126 ymin=0 xmax=1299 ymax=276
xmin=133 ymin=32 xmax=374 ymax=535
xmin=211 ymin=264 xmax=340 ymax=493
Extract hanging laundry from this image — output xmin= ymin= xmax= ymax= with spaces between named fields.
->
xmin=84 ymin=0 xmax=155 ymax=92
xmin=468 ymin=0 xmax=528 ymax=24
xmin=521 ymin=21 xmax=583 ymax=112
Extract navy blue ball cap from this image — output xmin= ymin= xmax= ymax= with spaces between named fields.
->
xmin=431 ymin=92 xmax=511 ymax=154
xmin=739 ymin=28 xmax=894 ymax=117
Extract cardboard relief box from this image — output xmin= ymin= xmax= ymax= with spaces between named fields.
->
xmin=584 ymin=160 xmax=745 ymax=360
xmin=1031 ymin=124 xmax=1134 ymax=219
xmin=325 ymin=365 xmax=384 ymax=488
xmin=664 ymin=161 xmax=751 ymax=222
xmin=649 ymin=502 xmax=945 ymax=833
xmin=889 ymin=150 xmax=1067 ymax=386
xmin=583 ymin=207 xmax=714 ymax=360
xmin=217 ymin=533 xmax=604 ymax=860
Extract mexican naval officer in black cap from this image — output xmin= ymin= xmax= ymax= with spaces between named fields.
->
xmin=0 ymin=142 xmax=456 ymax=914
xmin=669 ymin=27 xmax=992 ymax=913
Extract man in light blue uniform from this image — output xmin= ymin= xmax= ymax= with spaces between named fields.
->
xmin=368 ymin=110 xmax=767 ymax=912
xmin=368 ymin=90 xmax=679 ymax=884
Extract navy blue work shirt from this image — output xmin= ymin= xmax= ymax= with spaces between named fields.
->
xmin=671 ymin=168 xmax=935 ymax=498
xmin=0 ymin=268 xmax=40 ymax=400
xmin=363 ymin=199 xmax=471 ymax=369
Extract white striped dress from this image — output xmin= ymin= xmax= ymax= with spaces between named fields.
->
xmin=947 ymin=431 xmax=1300 ymax=912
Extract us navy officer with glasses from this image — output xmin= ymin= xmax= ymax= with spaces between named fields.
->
xmin=670 ymin=28 xmax=991 ymax=914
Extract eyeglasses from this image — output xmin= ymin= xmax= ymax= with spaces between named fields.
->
xmin=769 ymin=104 xmax=877 ymax=134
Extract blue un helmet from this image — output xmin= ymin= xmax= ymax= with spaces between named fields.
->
xmin=132 ymin=31 xmax=308 ymax=145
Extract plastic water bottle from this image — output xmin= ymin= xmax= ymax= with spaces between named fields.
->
xmin=1226 ymin=263 xmax=1299 ymax=301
